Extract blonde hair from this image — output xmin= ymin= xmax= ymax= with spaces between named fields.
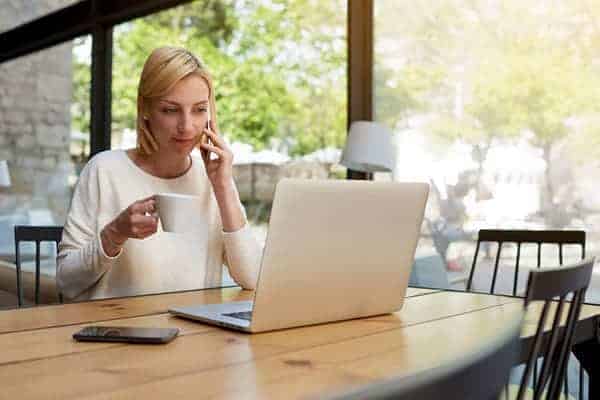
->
xmin=136 ymin=46 xmax=217 ymax=155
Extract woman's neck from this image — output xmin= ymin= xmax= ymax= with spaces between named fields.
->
xmin=128 ymin=149 xmax=191 ymax=179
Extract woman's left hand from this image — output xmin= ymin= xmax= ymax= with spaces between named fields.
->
xmin=199 ymin=121 xmax=234 ymax=191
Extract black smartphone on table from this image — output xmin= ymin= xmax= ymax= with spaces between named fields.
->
xmin=73 ymin=326 xmax=179 ymax=344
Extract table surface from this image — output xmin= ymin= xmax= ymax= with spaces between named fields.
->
xmin=0 ymin=286 xmax=598 ymax=400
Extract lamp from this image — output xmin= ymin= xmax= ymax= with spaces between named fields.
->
xmin=0 ymin=160 xmax=10 ymax=188
xmin=340 ymin=121 xmax=395 ymax=175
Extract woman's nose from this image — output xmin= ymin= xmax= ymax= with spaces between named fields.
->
xmin=178 ymin=112 xmax=195 ymax=133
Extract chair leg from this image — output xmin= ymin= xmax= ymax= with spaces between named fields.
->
xmin=579 ymin=364 xmax=584 ymax=400
xmin=15 ymin=242 xmax=22 ymax=307
xmin=533 ymin=359 xmax=538 ymax=391
xmin=564 ymin=367 xmax=569 ymax=399
xmin=15 ymin=263 xmax=22 ymax=307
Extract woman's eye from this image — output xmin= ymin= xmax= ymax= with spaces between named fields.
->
xmin=194 ymin=107 xmax=208 ymax=113
xmin=162 ymin=108 xmax=178 ymax=113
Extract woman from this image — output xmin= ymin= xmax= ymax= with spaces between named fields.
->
xmin=57 ymin=47 xmax=261 ymax=300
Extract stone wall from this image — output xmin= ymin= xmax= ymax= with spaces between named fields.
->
xmin=0 ymin=0 xmax=75 ymax=223
xmin=233 ymin=161 xmax=331 ymax=202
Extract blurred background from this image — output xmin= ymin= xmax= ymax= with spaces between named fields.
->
xmin=1 ymin=0 xmax=600 ymax=300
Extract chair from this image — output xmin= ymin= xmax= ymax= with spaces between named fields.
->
xmin=466 ymin=229 xmax=587 ymax=399
xmin=467 ymin=229 xmax=586 ymax=296
xmin=14 ymin=225 xmax=63 ymax=306
xmin=516 ymin=258 xmax=594 ymax=400
xmin=329 ymin=312 xmax=523 ymax=400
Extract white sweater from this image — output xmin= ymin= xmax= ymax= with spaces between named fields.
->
xmin=57 ymin=150 xmax=262 ymax=301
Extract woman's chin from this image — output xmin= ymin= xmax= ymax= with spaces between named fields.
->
xmin=171 ymin=140 xmax=196 ymax=154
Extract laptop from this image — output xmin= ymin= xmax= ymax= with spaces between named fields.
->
xmin=169 ymin=178 xmax=429 ymax=333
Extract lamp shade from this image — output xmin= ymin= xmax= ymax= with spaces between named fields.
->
xmin=340 ymin=121 xmax=394 ymax=173
xmin=0 ymin=160 xmax=11 ymax=187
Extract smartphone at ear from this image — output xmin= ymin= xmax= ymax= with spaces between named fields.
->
xmin=206 ymin=106 xmax=211 ymax=130
xmin=205 ymin=109 xmax=213 ymax=146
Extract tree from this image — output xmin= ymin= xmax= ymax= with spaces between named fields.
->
xmin=371 ymin=0 xmax=600 ymax=230
xmin=108 ymin=0 xmax=347 ymax=155
xmin=71 ymin=37 xmax=91 ymax=133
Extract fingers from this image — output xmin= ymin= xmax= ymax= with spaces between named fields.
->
xmin=131 ymin=213 xmax=158 ymax=226
xmin=199 ymin=143 xmax=228 ymax=159
xmin=130 ymin=198 xmax=157 ymax=215
xmin=200 ymin=129 xmax=233 ymax=163
xmin=199 ymin=131 xmax=209 ymax=146
xmin=203 ymin=128 xmax=227 ymax=148
xmin=129 ymin=214 xmax=159 ymax=238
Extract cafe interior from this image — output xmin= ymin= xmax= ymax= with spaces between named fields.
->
xmin=1 ymin=0 xmax=600 ymax=399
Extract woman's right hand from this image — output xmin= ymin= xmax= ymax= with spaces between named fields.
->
xmin=101 ymin=196 xmax=159 ymax=257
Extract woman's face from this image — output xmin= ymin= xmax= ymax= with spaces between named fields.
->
xmin=146 ymin=73 xmax=210 ymax=157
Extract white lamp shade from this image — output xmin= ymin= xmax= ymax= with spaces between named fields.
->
xmin=0 ymin=160 xmax=10 ymax=187
xmin=340 ymin=121 xmax=395 ymax=173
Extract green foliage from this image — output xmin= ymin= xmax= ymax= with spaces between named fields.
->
xmin=106 ymin=0 xmax=347 ymax=155
xmin=71 ymin=36 xmax=92 ymax=135
xmin=374 ymin=0 xmax=600 ymax=156
xmin=73 ymin=0 xmax=600 ymax=163
xmin=375 ymin=64 xmax=446 ymax=128
xmin=71 ymin=59 xmax=91 ymax=134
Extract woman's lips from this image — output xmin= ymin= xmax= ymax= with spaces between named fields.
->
xmin=172 ymin=136 xmax=197 ymax=143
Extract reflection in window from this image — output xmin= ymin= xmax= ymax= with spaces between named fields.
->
xmin=0 ymin=33 xmax=91 ymax=306
xmin=110 ymin=0 xmax=347 ymax=284
xmin=375 ymin=0 xmax=600 ymax=301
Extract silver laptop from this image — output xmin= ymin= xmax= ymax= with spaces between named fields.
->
xmin=169 ymin=178 xmax=429 ymax=333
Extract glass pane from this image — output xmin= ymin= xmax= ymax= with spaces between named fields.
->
xmin=108 ymin=0 xmax=347 ymax=293
xmin=0 ymin=0 xmax=82 ymax=34
xmin=0 ymin=36 xmax=91 ymax=307
xmin=375 ymin=0 xmax=600 ymax=302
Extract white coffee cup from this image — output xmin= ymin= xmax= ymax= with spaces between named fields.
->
xmin=155 ymin=193 xmax=204 ymax=233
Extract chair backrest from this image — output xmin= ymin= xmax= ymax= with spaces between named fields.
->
xmin=467 ymin=229 xmax=586 ymax=296
xmin=517 ymin=258 xmax=595 ymax=400
xmin=329 ymin=313 xmax=523 ymax=400
xmin=14 ymin=225 xmax=63 ymax=306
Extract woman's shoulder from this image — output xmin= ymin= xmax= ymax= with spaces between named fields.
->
xmin=79 ymin=149 xmax=129 ymax=179
xmin=84 ymin=149 xmax=130 ymax=171
xmin=88 ymin=149 xmax=128 ymax=165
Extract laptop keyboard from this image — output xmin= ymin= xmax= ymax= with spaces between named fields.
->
xmin=223 ymin=311 xmax=253 ymax=321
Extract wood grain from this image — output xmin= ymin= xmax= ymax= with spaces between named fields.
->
xmin=0 ymin=290 xmax=510 ymax=368
xmin=0 ymin=291 xmax=519 ymax=399
xmin=0 ymin=287 xmax=436 ymax=334
xmin=0 ymin=288 xmax=596 ymax=400
xmin=0 ymin=287 xmax=251 ymax=334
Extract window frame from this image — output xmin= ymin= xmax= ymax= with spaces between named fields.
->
xmin=0 ymin=0 xmax=373 ymax=180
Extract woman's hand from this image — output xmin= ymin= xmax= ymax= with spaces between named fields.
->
xmin=101 ymin=196 xmax=158 ymax=256
xmin=199 ymin=121 xmax=245 ymax=232
xmin=199 ymin=120 xmax=234 ymax=191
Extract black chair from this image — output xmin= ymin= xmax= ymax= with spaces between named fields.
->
xmin=467 ymin=229 xmax=586 ymax=297
xmin=14 ymin=225 xmax=63 ymax=306
xmin=330 ymin=312 xmax=522 ymax=400
xmin=466 ymin=229 xmax=587 ymax=399
xmin=516 ymin=258 xmax=594 ymax=400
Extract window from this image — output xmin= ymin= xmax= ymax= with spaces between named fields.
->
xmin=0 ymin=36 xmax=91 ymax=303
xmin=375 ymin=0 xmax=600 ymax=301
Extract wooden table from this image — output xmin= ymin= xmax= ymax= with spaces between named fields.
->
xmin=0 ymin=287 xmax=598 ymax=399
